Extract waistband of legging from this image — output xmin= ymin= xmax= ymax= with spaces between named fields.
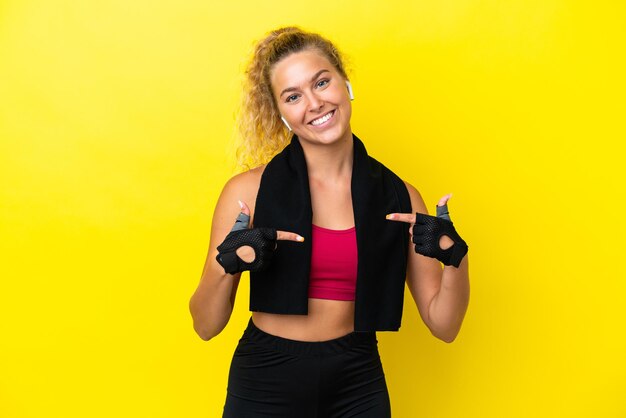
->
xmin=242 ymin=317 xmax=377 ymax=357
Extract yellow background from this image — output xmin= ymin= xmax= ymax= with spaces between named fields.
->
xmin=1 ymin=1 xmax=624 ymax=417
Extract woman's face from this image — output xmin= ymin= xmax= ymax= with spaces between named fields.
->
xmin=270 ymin=49 xmax=352 ymax=147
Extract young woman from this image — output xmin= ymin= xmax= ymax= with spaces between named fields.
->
xmin=189 ymin=27 xmax=470 ymax=417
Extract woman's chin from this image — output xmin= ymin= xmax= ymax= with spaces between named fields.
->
xmin=298 ymin=125 xmax=352 ymax=146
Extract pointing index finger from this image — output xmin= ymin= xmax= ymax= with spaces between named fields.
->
xmin=276 ymin=230 xmax=305 ymax=242
xmin=386 ymin=213 xmax=416 ymax=224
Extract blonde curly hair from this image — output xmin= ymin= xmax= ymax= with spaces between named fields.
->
xmin=235 ymin=27 xmax=349 ymax=170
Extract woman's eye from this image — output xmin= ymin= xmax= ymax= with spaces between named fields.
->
xmin=286 ymin=94 xmax=299 ymax=103
xmin=316 ymin=79 xmax=329 ymax=88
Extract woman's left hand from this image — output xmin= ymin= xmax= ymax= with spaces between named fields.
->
xmin=386 ymin=193 xmax=468 ymax=268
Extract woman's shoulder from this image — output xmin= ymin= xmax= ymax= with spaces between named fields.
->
xmin=219 ymin=164 xmax=267 ymax=216
xmin=224 ymin=164 xmax=267 ymax=190
xmin=401 ymin=180 xmax=429 ymax=215
xmin=402 ymin=180 xmax=419 ymax=197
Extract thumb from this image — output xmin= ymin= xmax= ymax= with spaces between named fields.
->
xmin=437 ymin=193 xmax=452 ymax=207
xmin=238 ymin=200 xmax=251 ymax=216
xmin=436 ymin=193 xmax=452 ymax=220
xmin=230 ymin=200 xmax=251 ymax=231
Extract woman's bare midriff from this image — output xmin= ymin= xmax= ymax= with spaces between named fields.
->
xmin=251 ymin=298 xmax=356 ymax=341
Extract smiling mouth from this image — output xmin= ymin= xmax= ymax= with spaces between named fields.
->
xmin=309 ymin=110 xmax=336 ymax=126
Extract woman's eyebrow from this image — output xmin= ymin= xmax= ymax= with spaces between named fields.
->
xmin=279 ymin=69 xmax=330 ymax=98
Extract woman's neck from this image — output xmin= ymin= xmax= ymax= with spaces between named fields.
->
xmin=299 ymin=131 xmax=354 ymax=182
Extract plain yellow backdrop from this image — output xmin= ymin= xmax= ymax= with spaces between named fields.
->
xmin=1 ymin=0 xmax=624 ymax=417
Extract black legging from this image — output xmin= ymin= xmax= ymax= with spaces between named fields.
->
xmin=223 ymin=318 xmax=392 ymax=417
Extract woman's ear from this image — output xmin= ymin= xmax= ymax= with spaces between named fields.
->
xmin=345 ymin=80 xmax=354 ymax=101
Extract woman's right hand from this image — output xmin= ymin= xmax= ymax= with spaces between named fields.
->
xmin=216 ymin=201 xmax=304 ymax=275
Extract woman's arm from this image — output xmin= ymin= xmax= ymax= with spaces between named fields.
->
xmin=403 ymin=182 xmax=470 ymax=343
xmin=188 ymin=169 xmax=262 ymax=341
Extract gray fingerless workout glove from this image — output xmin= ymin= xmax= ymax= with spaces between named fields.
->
xmin=412 ymin=205 xmax=468 ymax=267
xmin=216 ymin=227 xmax=277 ymax=274
xmin=436 ymin=203 xmax=451 ymax=220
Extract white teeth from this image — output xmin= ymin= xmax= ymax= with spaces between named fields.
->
xmin=310 ymin=110 xmax=334 ymax=126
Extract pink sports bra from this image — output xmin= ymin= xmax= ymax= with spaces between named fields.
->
xmin=308 ymin=224 xmax=358 ymax=301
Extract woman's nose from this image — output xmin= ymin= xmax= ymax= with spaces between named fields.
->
xmin=307 ymin=92 xmax=324 ymax=112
